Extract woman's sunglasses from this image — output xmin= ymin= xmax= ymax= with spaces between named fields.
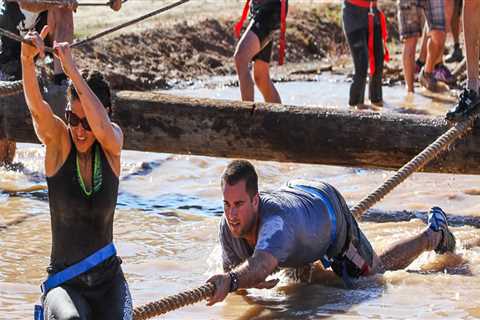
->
xmin=65 ymin=110 xmax=91 ymax=131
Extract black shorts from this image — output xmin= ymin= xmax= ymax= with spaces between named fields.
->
xmin=248 ymin=1 xmax=287 ymax=63
xmin=43 ymin=256 xmax=133 ymax=320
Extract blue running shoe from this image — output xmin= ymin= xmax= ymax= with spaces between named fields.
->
xmin=428 ymin=207 xmax=456 ymax=254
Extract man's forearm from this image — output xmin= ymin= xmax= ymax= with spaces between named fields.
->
xmin=232 ymin=251 xmax=277 ymax=290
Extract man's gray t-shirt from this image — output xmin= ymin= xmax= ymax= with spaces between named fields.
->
xmin=220 ymin=182 xmax=349 ymax=271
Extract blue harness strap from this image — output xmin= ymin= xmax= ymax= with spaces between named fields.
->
xmin=41 ymin=243 xmax=116 ymax=293
xmin=287 ymin=183 xmax=337 ymax=268
xmin=34 ymin=243 xmax=116 ymax=320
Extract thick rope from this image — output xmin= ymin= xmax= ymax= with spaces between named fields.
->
xmin=0 ymin=0 xmax=190 ymax=97
xmin=71 ymin=0 xmax=191 ymax=48
xmin=0 ymin=80 xmax=24 ymax=97
xmin=0 ymin=27 xmax=55 ymax=53
xmin=130 ymin=112 xmax=480 ymax=320
xmin=7 ymin=0 xmax=126 ymax=7
xmin=132 ymin=283 xmax=215 ymax=320
xmin=0 ymin=0 xmax=191 ymax=52
xmin=7 ymin=0 xmax=77 ymax=6
xmin=351 ymin=111 xmax=479 ymax=219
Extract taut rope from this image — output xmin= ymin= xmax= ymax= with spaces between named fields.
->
xmin=132 ymin=283 xmax=215 ymax=320
xmin=351 ymin=111 xmax=479 ymax=219
xmin=0 ymin=0 xmax=191 ymax=97
xmin=70 ymin=0 xmax=191 ymax=48
xmin=131 ymin=110 xmax=480 ymax=319
xmin=7 ymin=0 xmax=127 ymax=8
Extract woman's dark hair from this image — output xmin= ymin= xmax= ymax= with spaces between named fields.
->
xmin=67 ymin=69 xmax=112 ymax=116
xmin=221 ymin=160 xmax=258 ymax=199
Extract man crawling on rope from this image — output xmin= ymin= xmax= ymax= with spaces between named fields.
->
xmin=16 ymin=0 xmax=122 ymax=85
xmin=206 ymin=160 xmax=456 ymax=304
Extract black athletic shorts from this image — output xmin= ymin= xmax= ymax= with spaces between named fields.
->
xmin=248 ymin=1 xmax=287 ymax=63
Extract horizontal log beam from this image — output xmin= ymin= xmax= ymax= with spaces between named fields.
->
xmin=2 ymin=88 xmax=480 ymax=174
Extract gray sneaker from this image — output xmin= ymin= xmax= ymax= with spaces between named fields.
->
xmin=427 ymin=206 xmax=456 ymax=254
xmin=419 ymin=69 xmax=439 ymax=92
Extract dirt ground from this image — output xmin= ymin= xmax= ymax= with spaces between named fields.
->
xmin=71 ymin=1 xmax=408 ymax=91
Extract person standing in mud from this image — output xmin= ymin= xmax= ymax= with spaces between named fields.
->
xmin=446 ymin=0 xmax=480 ymax=120
xmin=206 ymin=160 xmax=456 ymax=304
xmin=398 ymin=0 xmax=446 ymax=93
xmin=16 ymin=0 xmax=122 ymax=85
xmin=342 ymin=0 xmax=389 ymax=109
xmin=21 ymin=26 xmax=132 ymax=319
xmin=233 ymin=0 xmax=287 ymax=103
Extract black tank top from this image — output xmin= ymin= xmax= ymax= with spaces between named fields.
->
xmin=46 ymin=135 xmax=119 ymax=271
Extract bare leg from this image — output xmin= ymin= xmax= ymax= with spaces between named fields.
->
xmin=451 ymin=3 xmax=461 ymax=45
xmin=418 ymin=25 xmax=428 ymax=63
xmin=463 ymin=0 xmax=480 ymax=92
xmin=425 ymin=30 xmax=446 ymax=73
xmin=0 ymin=139 xmax=16 ymax=165
xmin=48 ymin=8 xmax=73 ymax=79
xmin=253 ymin=60 xmax=281 ymax=103
xmin=379 ymin=228 xmax=442 ymax=271
xmin=403 ymin=37 xmax=419 ymax=93
xmin=445 ymin=0 xmax=454 ymax=35
xmin=234 ymin=29 xmax=261 ymax=102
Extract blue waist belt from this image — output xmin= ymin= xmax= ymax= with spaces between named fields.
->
xmin=287 ymin=183 xmax=337 ymax=268
xmin=34 ymin=243 xmax=117 ymax=320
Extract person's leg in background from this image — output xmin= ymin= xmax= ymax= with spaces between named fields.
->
xmin=446 ymin=0 xmax=480 ymax=119
xmin=47 ymin=8 xmax=73 ymax=85
xmin=445 ymin=0 xmax=463 ymax=63
xmin=369 ymin=20 xmax=385 ymax=107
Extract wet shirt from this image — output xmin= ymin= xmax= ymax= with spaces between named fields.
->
xmin=220 ymin=183 xmax=348 ymax=271
xmin=342 ymin=0 xmax=380 ymax=34
xmin=46 ymin=137 xmax=119 ymax=273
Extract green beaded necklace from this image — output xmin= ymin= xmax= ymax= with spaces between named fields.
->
xmin=76 ymin=144 xmax=102 ymax=197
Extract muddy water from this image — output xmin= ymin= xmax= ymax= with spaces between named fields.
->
xmin=2 ymin=79 xmax=480 ymax=319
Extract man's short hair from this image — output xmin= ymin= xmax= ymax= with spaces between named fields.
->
xmin=67 ymin=69 xmax=112 ymax=116
xmin=221 ymin=160 xmax=258 ymax=198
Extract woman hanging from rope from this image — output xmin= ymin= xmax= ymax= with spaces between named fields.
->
xmin=22 ymin=26 xmax=132 ymax=320
xmin=16 ymin=0 xmax=122 ymax=85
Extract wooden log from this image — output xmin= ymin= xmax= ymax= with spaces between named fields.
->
xmin=2 ymin=89 xmax=480 ymax=174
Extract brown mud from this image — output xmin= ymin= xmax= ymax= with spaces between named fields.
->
xmin=73 ymin=3 xmax=406 ymax=91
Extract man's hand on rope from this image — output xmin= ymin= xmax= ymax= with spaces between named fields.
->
xmin=21 ymin=26 xmax=49 ymax=61
xmin=110 ymin=0 xmax=122 ymax=11
xmin=205 ymin=273 xmax=230 ymax=306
